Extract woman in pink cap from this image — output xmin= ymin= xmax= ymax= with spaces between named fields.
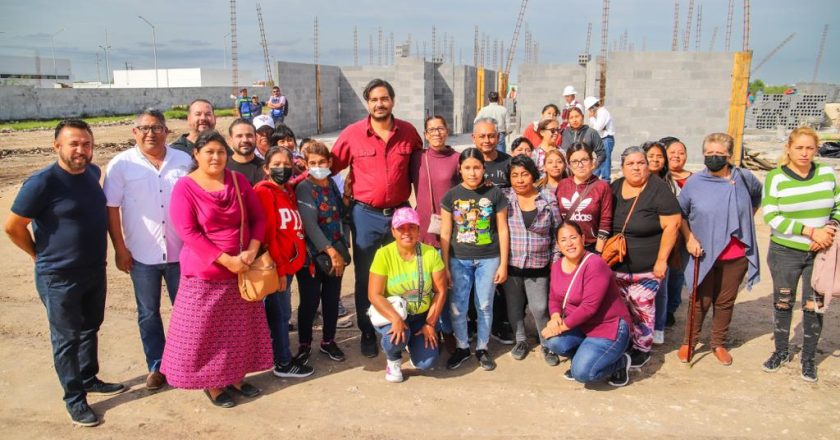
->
xmin=368 ymin=207 xmax=448 ymax=383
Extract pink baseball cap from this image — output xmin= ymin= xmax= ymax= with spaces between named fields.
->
xmin=391 ymin=207 xmax=420 ymax=229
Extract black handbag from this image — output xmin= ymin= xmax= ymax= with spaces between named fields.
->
xmin=314 ymin=238 xmax=352 ymax=276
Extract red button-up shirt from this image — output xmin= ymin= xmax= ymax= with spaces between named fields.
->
xmin=331 ymin=116 xmax=422 ymax=209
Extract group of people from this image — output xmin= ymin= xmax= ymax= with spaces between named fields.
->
xmin=235 ymin=86 xmax=288 ymax=126
xmin=5 ymin=77 xmax=838 ymax=427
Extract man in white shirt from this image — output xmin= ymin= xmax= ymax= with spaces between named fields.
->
xmin=584 ymin=96 xmax=615 ymax=180
xmin=103 ymin=109 xmax=192 ymax=390
xmin=474 ymin=91 xmax=508 ymax=153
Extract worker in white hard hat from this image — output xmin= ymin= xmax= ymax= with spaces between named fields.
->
xmin=584 ymin=96 xmax=615 ymax=181
xmin=560 ymin=85 xmax=585 ymax=131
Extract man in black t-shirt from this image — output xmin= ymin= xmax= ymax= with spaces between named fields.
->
xmin=4 ymin=120 xmax=125 ymax=427
xmin=226 ymin=118 xmax=266 ymax=186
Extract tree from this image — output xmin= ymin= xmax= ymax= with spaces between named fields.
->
xmin=749 ymin=79 xmax=766 ymax=95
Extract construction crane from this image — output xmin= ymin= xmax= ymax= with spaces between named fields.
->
xmin=599 ymin=0 xmax=610 ymax=101
xmin=694 ymin=4 xmax=702 ymax=51
xmin=709 ymin=26 xmax=719 ymax=52
xmin=503 ymin=0 xmax=528 ymax=75
xmin=229 ymin=0 xmax=238 ymax=90
xmin=812 ymin=24 xmax=828 ymax=82
xmin=683 ymin=0 xmax=694 ymax=51
xmin=751 ymin=32 xmax=795 ymax=74
xmin=671 ymin=0 xmax=680 ymax=51
xmin=725 ymin=0 xmax=734 ymax=51
xmin=256 ymin=3 xmax=273 ymax=86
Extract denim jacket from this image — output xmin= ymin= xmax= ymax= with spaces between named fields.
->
xmin=504 ymin=187 xmax=562 ymax=269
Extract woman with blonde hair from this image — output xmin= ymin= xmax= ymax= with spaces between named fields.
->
xmin=536 ymin=149 xmax=569 ymax=191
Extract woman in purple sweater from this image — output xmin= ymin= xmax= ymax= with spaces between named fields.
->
xmin=542 ymin=220 xmax=633 ymax=387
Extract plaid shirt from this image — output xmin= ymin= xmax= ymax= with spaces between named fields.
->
xmin=504 ymin=187 xmax=562 ymax=269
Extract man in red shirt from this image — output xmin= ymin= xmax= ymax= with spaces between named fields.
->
xmin=331 ymin=78 xmax=422 ymax=357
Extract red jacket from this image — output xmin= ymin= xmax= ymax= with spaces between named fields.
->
xmin=254 ymin=180 xmax=306 ymax=276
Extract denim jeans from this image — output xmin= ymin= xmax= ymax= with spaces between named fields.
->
xmin=496 ymin=132 xmax=507 ymax=153
xmin=545 ymin=319 xmax=630 ymax=383
xmin=596 ymin=135 xmax=614 ymax=181
xmin=503 ymin=274 xmax=549 ymax=343
xmin=667 ymin=267 xmax=686 ymax=315
xmin=767 ymin=241 xmax=823 ymax=360
xmin=129 ymin=260 xmax=179 ymax=372
xmin=374 ymin=312 xmax=439 ymax=370
xmin=351 ymin=203 xmax=396 ymax=336
xmin=449 ymin=256 xmax=500 ymax=351
xmin=654 ymin=268 xmax=669 ymax=331
xmin=296 ymin=265 xmax=342 ymax=345
xmin=264 ymin=275 xmax=294 ymax=365
xmin=35 ymin=269 xmax=106 ymax=410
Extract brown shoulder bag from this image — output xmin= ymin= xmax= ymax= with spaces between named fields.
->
xmin=232 ymin=172 xmax=281 ymax=302
xmin=601 ymin=186 xmax=643 ymax=267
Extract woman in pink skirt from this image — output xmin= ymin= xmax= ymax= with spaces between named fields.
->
xmin=161 ymin=130 xmax=273 ymax=408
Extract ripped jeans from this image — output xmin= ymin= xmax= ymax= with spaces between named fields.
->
xmin=767 ymin=242 xmax=824 ymax=361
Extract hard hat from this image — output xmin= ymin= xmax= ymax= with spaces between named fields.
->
xmin=562 ymin=86 xmax=577 ymax=96
xmin=583 ymin=96 xmax=600 ymax=110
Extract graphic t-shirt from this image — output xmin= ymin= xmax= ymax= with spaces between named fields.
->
xmin=369 ymin=242 xmax=445 ymax=315
xmin=484 ymin=151 xmax=512 ymax=188
xmin=440 ymin=184 xmax=509 ymax=259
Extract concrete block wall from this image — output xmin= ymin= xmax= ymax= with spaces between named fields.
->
xmin=606 ymin=51 xmax=734 ymax=164
xmin=276 ymin=61 xmax=340 ymax=137
xmin=516 ymin=64 xmax=587 ymax=131
xmin=0 ymin=85 xmax=270 ymax=121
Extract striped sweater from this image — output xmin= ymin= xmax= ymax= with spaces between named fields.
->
xmin=762 ymin=163 xmax=840 ymax=251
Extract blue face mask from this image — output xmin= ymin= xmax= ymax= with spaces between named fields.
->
xmin=309 ymin=167 xmax=332 ymax=180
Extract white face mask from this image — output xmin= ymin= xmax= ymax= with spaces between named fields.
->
xmin=309 ymin=167 xmax=331 ymax=180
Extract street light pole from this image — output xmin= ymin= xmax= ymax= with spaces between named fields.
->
xmin=138 ymin=16 xmax=158 ymax=88
xmin=51 ymin=28 xmax=64 ymax=83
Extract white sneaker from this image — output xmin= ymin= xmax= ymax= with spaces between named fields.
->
xmin=385 ymin=359 xmax=403 ymax=383
xmin=653 ymin=330 xmax=665 ymax=345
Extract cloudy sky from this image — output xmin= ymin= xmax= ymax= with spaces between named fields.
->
xmin=1 ymin=0 xmax=837 ymax=85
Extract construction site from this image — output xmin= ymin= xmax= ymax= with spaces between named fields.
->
xmin=0 ymin=0 xmax=839 ymax=438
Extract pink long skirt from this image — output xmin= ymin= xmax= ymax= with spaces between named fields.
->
xmin=160 ymin=276 xmax=273 ymax=389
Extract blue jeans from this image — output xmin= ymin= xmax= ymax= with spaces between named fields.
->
xmin=35 ymin=268 xmax=106 ymax=409
xmin=545 ymin=319 xmax=630 ymax=383
xmin=129 ymin=260 xmax=179 ymax=372
xmin=374 ymin=313 xmax=438 ymax=370
xmin=264 ymin=275 xmax=294 ymax=365
xmin=596 ymin=135 xmax=614 ymax=181
xmin=496 ymin=132 xmax=507 ymax=153
xmin=351 ymin=203 xmax=396 ymax=335
xmin=449 ymin=256 xmax=500 ymax=351
xmin=654 ymin=268 xmax=669 ymax=331
xmin=667 ymin=268 xmax=685 ymax=315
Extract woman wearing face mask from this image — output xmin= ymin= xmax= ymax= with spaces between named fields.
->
xmin=294 ymin=141 xmax=350 ymax=365
xmin=555 ymin=142 xmax=612 ymax=253
xmin=559 ymin=108 xmax=605 ymax=175
xmin=537 ymin=149 xmax=570 ymax=191
xmin=522 ymin=104 xmax=561 ymax=148
xmin=254 ymin=147 xmax=316 ymax=378
xmin=677 ymin=133 xmax=763 ymax=366
xmin=531 ymin=119 xmax=562 ymax=177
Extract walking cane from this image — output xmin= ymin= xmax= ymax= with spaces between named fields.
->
xmin=684 ymin=258 xmax=701 ymax=364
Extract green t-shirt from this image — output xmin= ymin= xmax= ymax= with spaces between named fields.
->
xmin=369 ymin=242 xmax=445 ymax=315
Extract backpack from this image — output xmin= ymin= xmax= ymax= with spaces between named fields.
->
xmin=283 ymin=97 xmax=290 ymax=117
xmin=238 ymin=98 xmax=251 ymax=117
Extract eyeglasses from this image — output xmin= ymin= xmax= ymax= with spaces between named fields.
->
xmin=426 ymin=127 xmax=447 ymax=133
xmin=135 ymin=125 xmax=166 ymax=134
xmin=569 ymin=158 xmax=591 ymax=167
xmin=543 ymin=128 xmax=561 ymax=134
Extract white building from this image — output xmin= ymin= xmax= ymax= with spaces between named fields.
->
xmin=0 ymin=55 xmax=73 ymax=88
xmin=111 ymin=68 xmax=253 ymax=88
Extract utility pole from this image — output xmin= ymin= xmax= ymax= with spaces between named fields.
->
xmin=742 ymin=0 xmax=750 ymax=51
xmin=50 ymin=28 xmax=64 ymax=82
xmin=138 ymin=16 xmax=158 ymax=87
xmin=314 ymin=17 xmax=319 ymax=65
xmin=99 ymin=28 xmax=112 ymax=85
xmin=95 ymin=52 xmax=101 ymax=83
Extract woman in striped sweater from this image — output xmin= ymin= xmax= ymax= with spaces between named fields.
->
xmin=761 ymin=127 xmax=840 ymax=383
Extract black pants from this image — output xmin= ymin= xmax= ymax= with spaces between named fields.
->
xmin=35 ymin=269 xmax=106 ymax=410
xmin=296 ymin=265 xmax=341 ymax=345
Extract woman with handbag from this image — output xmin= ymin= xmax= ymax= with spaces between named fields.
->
xmin=254 ymin=146 xmax=316 ymax=377
xmin=294 ymin=141 xmax=350 ymax=365
xmin=409 ymin=115 xmax=460 ymax=352
xmin=503 ymin=155 xmax=562 ymax=364
xmin=608 ymin=146 xmax=681 ymax=369
xmin=761 ymin=127 xmax=840 ymax=382
xmin=368 ymin=207 xmax=448 ymax=382
xmin=162 ymin=130 xmax=272 ymax=408
xmin=440 ymin=148 xmax=510 ymax=371
xmin=555 ymin=142 xmax=612 ymax=253
xmin=542 ymin=220 xmax=633 ymax=387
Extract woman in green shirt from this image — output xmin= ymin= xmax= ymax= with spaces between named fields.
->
xmin=368 ymin=207 xmax=448 ymax=383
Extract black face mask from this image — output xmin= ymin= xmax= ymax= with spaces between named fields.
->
xmin=269 ymin=166 xmax=293 ymax=185
xmin=704 ymin=155 xmax=729 ymax=172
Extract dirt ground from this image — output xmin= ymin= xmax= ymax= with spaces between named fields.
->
xmin=0 ymin=123 xmax=838 ymax=439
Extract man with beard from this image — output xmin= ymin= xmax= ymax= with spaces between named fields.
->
xmin=226 ymin=118 xmax=265 ymax=186
xmin=331 ymin=78 xmax=422 ymax=358
xmin=4 ymin=120 xmax=125 ymax=427
xmin=170 ymin=99 xmax=216 ymax=155
xmin=104 ymin=109 xmax=192 ymax=391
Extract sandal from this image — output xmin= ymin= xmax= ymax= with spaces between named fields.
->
xmin=203 ymin=389 xmax=236 ymax=408
xmin=226 ymin=382 xmax=261 ymax=398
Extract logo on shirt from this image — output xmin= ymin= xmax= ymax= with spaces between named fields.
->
xmin=560 ymin=192 xmax=593 ymax=222
xmin=452 ymin=198 xmax=494 ymax=245
xmin=278 ymin=208 xmax=303 ymax=233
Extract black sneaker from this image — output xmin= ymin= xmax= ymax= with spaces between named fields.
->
xmin=608 ymin=353 xmax=632 ymax=387
xmin=294 ymin=345 xmax=312 ymax=365
xmin=68 ymin=403 xmax=99 ymax=427
xmin=447 ymin=348 xmax=471 ymax=370
xmin=629 ymin=349 xmax=651 ymax=369
xmin=762 ymin=350 xmax=792 ymax=373
xmin=563 ymin=369 xmax=575 ymax=381
xmin=273 ymin=359 xmax=315 ymax=378
xmin=320 ymin=341 xmax=346 ymax=362
xmin=665 ymin=312 xmax=676 ymax=328
xmin=476 ymin=349 xmax=496 ymax=371
xmin=84 ymin=379 xmax=126 ymax=396
xmin=491 ymin=328 xmax=515 ymax=345
xmin=361 ymin=332 xmax=379 ymax=358
xmin=801 ymin=359 xmax=818 ymax=383
xmin=542 ymin=347 xmax=560 ymax=367
xmin=510 ymin=341 xmax=529 ymax=360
